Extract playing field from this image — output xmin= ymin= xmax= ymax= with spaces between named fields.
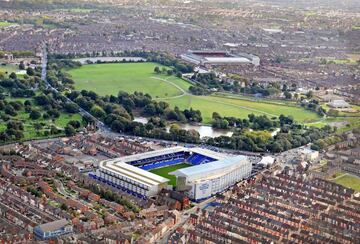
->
xmin=164 ymin=94 xmax=320 ymax=123
xmin=150 ymin=163 xmax=192 ymax=186
xmin=69 ymin=62 xmax=321 ymax=124
xmin=334 ymin=174 xmax=360 ymax=192
xmin=68 ymin=62 xmax=191 ymax=98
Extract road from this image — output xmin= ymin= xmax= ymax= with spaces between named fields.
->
xmin=40 ymin=44 xmax=265 ymax=158
xmin=40 ymin=44 xmax=107 ymax=131
xmin=156 ymin=196 xmax=215 ymax=243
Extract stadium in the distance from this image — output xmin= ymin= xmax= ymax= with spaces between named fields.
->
xmin=90 ymin=146 xmax=252 ymax=201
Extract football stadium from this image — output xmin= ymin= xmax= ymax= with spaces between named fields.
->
xmin=180 ymin=50 xmax=260 ymax=66
xmin=90 ymin=146 xmax=252 ymax=201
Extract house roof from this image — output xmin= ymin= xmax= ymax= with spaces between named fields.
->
xmin=170 ymin=155 xmax=250 ymax=178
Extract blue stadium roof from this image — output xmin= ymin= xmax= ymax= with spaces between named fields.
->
xmin=170 ymin=155 xmax=249 ymax=178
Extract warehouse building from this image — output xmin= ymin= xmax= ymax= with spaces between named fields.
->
xmin=170 ymin=155 xmax=252 ymax=201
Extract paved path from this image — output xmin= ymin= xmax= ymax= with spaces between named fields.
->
xmin=150 ymin=76 xmax=189 ymax=100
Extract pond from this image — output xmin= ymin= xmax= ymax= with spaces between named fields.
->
xmin=133 ymin=117 xmax=233 ymax=138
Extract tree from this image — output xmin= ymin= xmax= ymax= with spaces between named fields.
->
xmin=29 ymin=110 xmax=42 ymax=120
xmin=4 ymin=105 xmax=16 ymax=116
xmin=64 ymin=124 xmax=76 ymax=136
xmin=154 ymin=66 xmax=161 ymax=74
xmin=60 ymin=203 xmax=68 ymax=211
xmin=34 ymin=123 xmax=43 ymax=135
xmin=68 ymin=120 xmax=81 ymax=129
xmin=64 ymin=103 xmax=79 ymax=113
xmin=284 ymin=91 xmax=292 ymax=99
xmin=306 ymin=90 xmax=313 ymax=99
xmin=166 ymin=69 xmax=173 ymax=76
xmin=19 ymin=61 xmax=25 ymax=70
xmin=9 ymin=72 xmax=17 ymax=79
xmin=90 ymin=105 xmax=106 ymax=119
xmin=24 ymin=100 xmax=31 ymax=106
xmin=26 ymin=67 xmax=34 ymax=76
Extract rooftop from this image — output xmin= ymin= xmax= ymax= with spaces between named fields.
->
xmin=101 ymin=159 xmax=169 ymax=187
xmin=36 ymin=219 xmax=69 ymax=233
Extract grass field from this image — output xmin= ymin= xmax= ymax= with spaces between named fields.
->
xmin=0 ymin=64 xmax=19 ymax=76
xmin=150 ymin=163 xmax=192 ymax=186
xmin=0 ymin=97 xmax=83 ymax=143
xmin=334 ymin=174 xmax=360 ymax=192
xmin=69 ymin=62 xmax=191 ymax=98
xmin=0 ymin=21 xmax=14 ymax=27
xmin=69 ymin=62 xmax=321 ymax=124
xmin=164 ymin=94 xmax=320 ymax=123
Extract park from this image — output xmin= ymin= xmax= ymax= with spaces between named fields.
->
xmin=68 ymin=62 xmax=322 ymax=124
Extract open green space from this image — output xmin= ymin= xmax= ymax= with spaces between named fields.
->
xmin=69 ymin=62 xmax=190 ymax=98
xmin=150 ymin=163 xmax=191 ymax=186
xmin=0 ymin=22 xmax=14 ymax=27
xmin=0 ymin=97 xmax=83 ymax=143
xmin=69 ymin=62 xmax=321 ymax=124
xmin=163 ymin=94 xmax=320 ymax=123
xmin=334 ymin=174 xmax=360 ymax=192
xmin=0 ymin=64 xmax=19 ymax=76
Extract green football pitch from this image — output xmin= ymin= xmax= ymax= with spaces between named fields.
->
xmin=150 ymin=163 xmax=192 ymax=186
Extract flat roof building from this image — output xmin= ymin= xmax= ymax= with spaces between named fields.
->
xmin=34 ymin=219 xmax=73 ymax=240
xmin=171 ymin=155 xmax=252 ymax=201
xmin=95 ymin=159 xmax=169 ymax=198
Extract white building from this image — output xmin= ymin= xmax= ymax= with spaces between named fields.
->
xmin=170 ymin=155 xmax=252 ymax=201
xmin=328 ymin=99 xmax=350 ymax=108
xmin=95 ymin=159 xmax=169 ymax=198
xmin=258 ymin=156 xmax=275 ymax=167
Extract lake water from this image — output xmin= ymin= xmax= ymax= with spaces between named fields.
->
xmin=134 ymin=117 xmax=233 ymax=138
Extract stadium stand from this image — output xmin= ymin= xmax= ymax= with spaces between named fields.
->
xmin=139 ymin=158 xmax=184 ymax=171
xmin=187 ymin=153 xmax=216 ymax=165
xmin=137 ymin=152 xmax=217 ymax=171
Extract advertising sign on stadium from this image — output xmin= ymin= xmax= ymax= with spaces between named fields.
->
xmin=195 ymin=181 xmax=212 ymax=200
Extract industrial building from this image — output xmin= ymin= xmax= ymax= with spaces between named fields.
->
xmin=170 ymin=155 xmax=252 ymax=201
xmin=91 ymin=147 xmax=251 ymax=201
xmin=180 ymin=50 xmax=260 ymax=66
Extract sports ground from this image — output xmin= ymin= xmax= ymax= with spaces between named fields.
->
xmin=149 ymin=163 xmax=191 ymax=186
xmin=68 ymin=62 xmax=321 ymax=124
xmin=333 ymin=173 xmax=360 ymax=192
